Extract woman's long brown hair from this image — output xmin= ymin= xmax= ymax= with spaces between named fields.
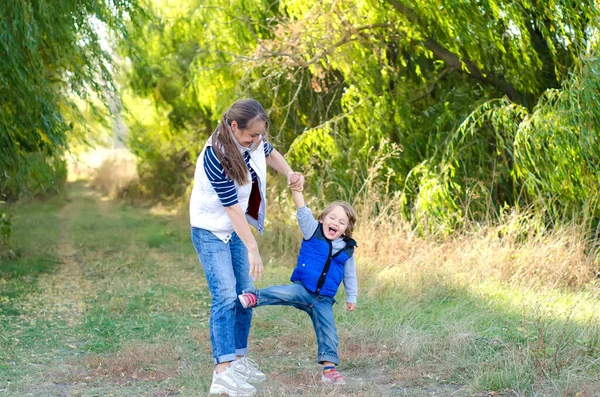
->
xmin=211 ymin=99 xmax=269 ymax=185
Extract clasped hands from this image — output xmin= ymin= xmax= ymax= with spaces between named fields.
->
xmin=287 ymin=171 xmax=304 ymax=191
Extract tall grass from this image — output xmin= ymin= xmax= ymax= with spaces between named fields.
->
xmin=356 ymin=207 xmax=598 ymax=293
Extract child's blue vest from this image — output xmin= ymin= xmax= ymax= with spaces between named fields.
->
xmin=290 ymin=224 xmax=357 ymax=298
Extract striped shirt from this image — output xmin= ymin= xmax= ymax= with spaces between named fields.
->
xmin=204 ymin=142 xmax=274 ymax=207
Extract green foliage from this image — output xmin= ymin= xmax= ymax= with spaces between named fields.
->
xmin=405 ymin=162 xmax=463 ymax=235
xmin=0 ymin=0 xmax=142 ymax=245
xmin=2 ymin=153 xmax=67 ymax=201
xmin=0 ymin=0 xmax=142 ymax=190
xmin=120 ymin=0 xmax=599 ymax=234
xmin=123 ymin=92 xmax=197 ymax=199
xmin=0 ymin=208 xmax=10 ymax=248
xmin=513 ymin=57 xmax=600 ymax=216
xmin=0 ymin=153 xmax=66 ymax=248
xmin=436 ymin=55 xmax=600 ymax=226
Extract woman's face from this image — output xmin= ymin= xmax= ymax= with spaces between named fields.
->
xmin=231 ymin=119 xmax=266 ymax=148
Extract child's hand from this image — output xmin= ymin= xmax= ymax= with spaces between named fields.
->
xmin=346 ymin=302 xmax=356 ymax=311
xmin=289 ymin=172 xmax=300 ymax=185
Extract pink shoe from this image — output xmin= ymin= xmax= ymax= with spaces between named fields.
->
xmin=321 ymin=368 xmax=346 ymax=385
xmin=238 ymin=292 xmax=258 ymax=308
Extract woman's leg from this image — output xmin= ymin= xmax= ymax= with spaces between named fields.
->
xmin=229 ymin=232 xmax=255 ymax=357
xmin=191 ymin=228 xmax=238 ymax=365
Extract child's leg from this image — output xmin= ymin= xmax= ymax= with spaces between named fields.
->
xmin=310 ymin=297 xmax=339 ymax=365
xmin=253 ymin=282 xmax=313 ymax=310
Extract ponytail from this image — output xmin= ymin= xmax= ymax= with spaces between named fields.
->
xmin=210 ymin=99 xmax=269 ymax=185
xmin=212 ymin=115 xmax=249 ymax=185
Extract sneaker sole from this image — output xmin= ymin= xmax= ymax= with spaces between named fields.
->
xmin=210 ymin=384 xmax=256 ymax=396
xmin=321 ymin=376 xmax=346 ymax=385
xmin=238 ymin=294 xmax=250 ymax=309
xmin=246 ymin=375 xmax=267 ymax=383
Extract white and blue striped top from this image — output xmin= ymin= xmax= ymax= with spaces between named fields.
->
xmin=203 ymin=142 xmax=274 ymax=207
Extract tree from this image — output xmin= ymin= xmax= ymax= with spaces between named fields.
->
xmin=121 ymin=0 xmax=599 ymax=232
xmin=0 ymin=0 xmax=141 ymax=247
xmin=0 ymin=0 xmax=141 ymax=196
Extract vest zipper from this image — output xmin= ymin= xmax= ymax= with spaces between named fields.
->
xmin=316 ymin=240 xmax=333 ymax=293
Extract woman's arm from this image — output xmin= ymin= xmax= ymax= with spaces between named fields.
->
xmin=266 ymin=148 xmax=305 ymax=192
xmin=224 ymin=204 xmax=263 ymax=281
xmin=265 ymin=149 xmax=293 ymax=179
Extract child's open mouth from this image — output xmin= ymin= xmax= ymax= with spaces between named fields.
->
xmin=328 ymin=226 xmax=338 ymax=236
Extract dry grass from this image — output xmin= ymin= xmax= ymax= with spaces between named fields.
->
xmin=75 ymin=343 xmax=179 ymax=384
xmin=352 ymin=196 xmax=599 ymax=292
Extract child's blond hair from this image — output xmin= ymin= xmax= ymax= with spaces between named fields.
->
xmin=317 ymin=201 xmax=357 ymax=237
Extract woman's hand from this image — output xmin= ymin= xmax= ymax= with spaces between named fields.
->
xmin=248 ymin=247 xmax=264 ymax=282
xmin=288 ymin=172 xmax=304 ymax=191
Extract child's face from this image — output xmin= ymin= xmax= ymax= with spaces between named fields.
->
xmin=320 ymin=205 xmax=349 ymax=240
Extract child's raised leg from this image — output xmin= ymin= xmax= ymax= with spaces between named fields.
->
xmin=239 ymin=282 xmax=313 ymax=310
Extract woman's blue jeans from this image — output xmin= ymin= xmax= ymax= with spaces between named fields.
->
xmin=253 ymin=282 xmax=339 ymax=365
xmin=191 ymin=227 xmax=254 ymax=364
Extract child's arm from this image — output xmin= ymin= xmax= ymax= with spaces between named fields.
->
xmin=291 ymin=185 xmax=305 ymax=209
xmin=289 ymin=172 xmax=318 ymax=238
xmin=343 ymin=257 xmax=358 ymax=311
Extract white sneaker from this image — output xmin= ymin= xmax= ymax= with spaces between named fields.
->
xmin=209 ymin=365 xmax=257 ymax=396
xmin=232 ymin=357 xmax=267 ymax=383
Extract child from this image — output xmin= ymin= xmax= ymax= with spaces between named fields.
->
xmin=238 ymin=173 xmax=358 ymax=385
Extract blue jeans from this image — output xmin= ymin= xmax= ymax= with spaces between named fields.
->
xmin=253 ymin=282 xmax=339 ymax=365
xmin=191 ymin=227 xmax=254 ymax=364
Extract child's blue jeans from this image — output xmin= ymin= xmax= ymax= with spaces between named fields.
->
xmin=253 ymin=282 xmax=339 ymax=365
xmin=191 ymin=227 xmax=254 ymax=364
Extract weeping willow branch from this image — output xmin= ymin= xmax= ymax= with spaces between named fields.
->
xmin=386 ymin=0 xmax=527 ymax=104
xmin=409 ymin=66 xmax=455 ymax=102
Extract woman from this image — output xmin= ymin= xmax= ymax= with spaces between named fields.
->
xmin=190 ymin=99 xmax=302 ymax=396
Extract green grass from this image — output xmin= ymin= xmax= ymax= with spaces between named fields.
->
xmin=0 ymin=181 xmax=599 ymax=396
xmin=0 ymin=197 xmax=64 ymax=318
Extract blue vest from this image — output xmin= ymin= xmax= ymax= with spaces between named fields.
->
xmin=290 ymin=224 xmax=357 ymax=298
